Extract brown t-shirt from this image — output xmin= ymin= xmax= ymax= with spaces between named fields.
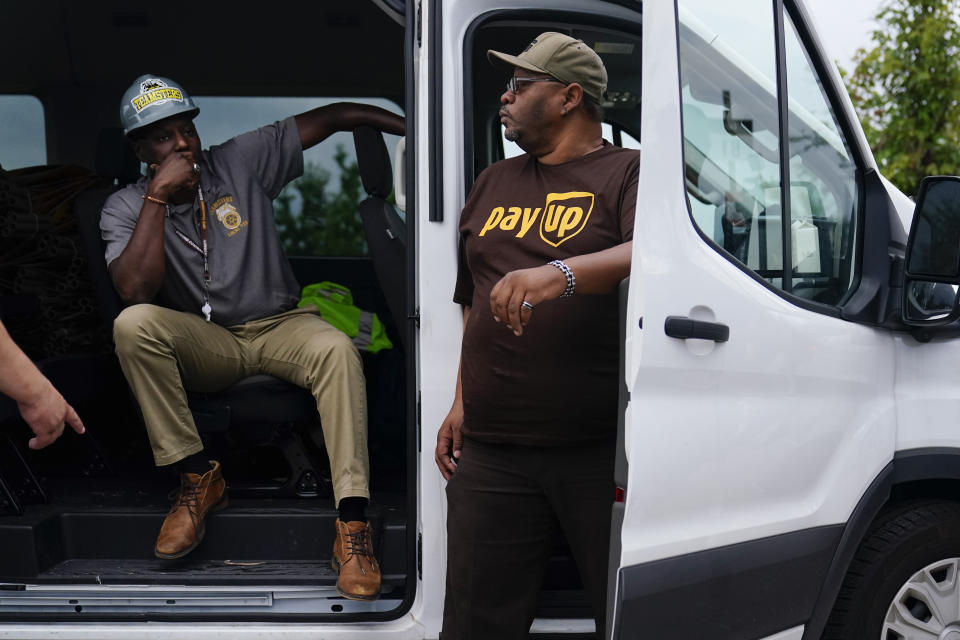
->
xmin=454 ymin=143 xmax=641 ymax=446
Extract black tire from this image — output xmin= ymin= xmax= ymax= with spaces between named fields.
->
xmin=824 ymin=500 xmax=960 ymax=639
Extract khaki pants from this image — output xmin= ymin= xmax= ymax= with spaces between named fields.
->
xmin=113 ymin=303 xmax=369 ymax=506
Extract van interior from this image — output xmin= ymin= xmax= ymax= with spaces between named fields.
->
xmin=0 ymin=0 xmax=643 ymax=628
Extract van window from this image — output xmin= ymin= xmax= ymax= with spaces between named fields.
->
xmin=782 ymin=12 xmax=858 ymax=302
xmin=678 ymin=0 xmax=859 ymax=305
xmin=194 ymin=97 xmax=403 ymax=258
xmin=0 ymin=95 xmax=46 ymax=170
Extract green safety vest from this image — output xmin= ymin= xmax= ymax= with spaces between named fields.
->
xmin=298 ymin=281 xmax=394 ymax=354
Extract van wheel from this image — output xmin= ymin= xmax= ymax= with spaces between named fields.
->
xmin=824 ymin=500 xmax=960 ymax=640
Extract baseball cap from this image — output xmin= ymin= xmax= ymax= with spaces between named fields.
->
xmin=488 ymin=32 xmax=607 ymax=103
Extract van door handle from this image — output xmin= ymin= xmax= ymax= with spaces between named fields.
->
xmin=664 ymin=316 xmax=730 ymax=342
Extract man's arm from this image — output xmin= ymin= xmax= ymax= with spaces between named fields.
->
xmin=435 ymin=305 xmax=470 ymax=480
xmin=108 ymin=153 xmax=199 ymax=304
xmin=294 ymin=103 xmax=405 ymax=150
xmin=0 ymin=320 xmax=85 ymax=449
xmin=489 ymin=241 xmax=632 ymax=336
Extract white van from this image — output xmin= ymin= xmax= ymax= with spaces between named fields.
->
xmin=1 ymin=0 xmax=959 ymax=638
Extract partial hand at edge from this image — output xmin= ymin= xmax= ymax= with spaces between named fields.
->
xmin=17 ymin=382 xmax=85 ymax=450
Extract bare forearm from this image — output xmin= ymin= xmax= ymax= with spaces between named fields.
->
xmin=563 ymin=241 xmax=632 ymax=294
xmin=0 ymin=322 xmax=49 ymax=403
xmin=295 ymin=103 xmax=405 ymax=150
xmin=489 ymin=243 xmax=632 ymax=335
xmin=110 ymin=201 xmax=167 ymax=304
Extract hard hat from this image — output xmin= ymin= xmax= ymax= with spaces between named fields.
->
xmin=120 ymin=74 xmax=199 ymax=136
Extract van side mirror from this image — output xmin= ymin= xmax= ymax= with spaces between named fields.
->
xmin=902 ymin=176 xmax=960 ymax=327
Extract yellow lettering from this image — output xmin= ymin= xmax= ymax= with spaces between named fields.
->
xmin=132 ymin=88 xmax=184 ymax=112
xmin=500 ymin=207 xmax=522 ymax=231
xmin=516 ymin=207 xmax=541 ymax=238
xmin=544 ymin=205 xmax=565 ymax=232
xmin=558 ymin=207 xmax=583 ymax=237
xmin=479 ymin=207 xmax=505 ymax=236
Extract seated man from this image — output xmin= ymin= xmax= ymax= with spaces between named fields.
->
xmin=101 ymin=74 xmax=403 ymax=601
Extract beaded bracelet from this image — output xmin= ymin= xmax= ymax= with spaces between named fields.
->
xmin=141 ymin=193 xmax=170 ymax=206
xmin=549 ymin=259 xmax=576 ymax=297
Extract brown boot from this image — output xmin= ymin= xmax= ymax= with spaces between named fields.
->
xmin=154 ymin=460 xmax=228 ymax=559
xmin=332 ymin=519 xmax=381 ymax=600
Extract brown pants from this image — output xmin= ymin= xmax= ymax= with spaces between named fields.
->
xmin=442 ymin=437 xmax=615 ymax=639
xmin=112 ymin=303 xmax=369 ymax=506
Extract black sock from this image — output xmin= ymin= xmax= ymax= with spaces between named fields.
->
xmin=176 ymin=452 xmax=211 ymax=476
xmin=338 ymin=497 xmax=367 ymax=523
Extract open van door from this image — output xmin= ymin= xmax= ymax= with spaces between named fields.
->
xmin=610 ymin=1 xmax=901 ymax=638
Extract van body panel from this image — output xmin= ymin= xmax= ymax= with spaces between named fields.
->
xmin=613 ymin=525 xmax=841 ymax=639
xmin=895 ymin=335 xmax=960 ymax=452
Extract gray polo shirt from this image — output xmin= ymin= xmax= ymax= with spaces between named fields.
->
xmin=101 ymin=116 xmax=304 ymax=327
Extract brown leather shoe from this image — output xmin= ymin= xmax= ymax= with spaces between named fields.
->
xmin=154 ymin=460 xmax=228 ymax=559
xmin=332 ymin=519 xmax=381 ymax=600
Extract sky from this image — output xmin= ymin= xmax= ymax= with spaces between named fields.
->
xmin=802 ymin=0 xmax=884 ymax=71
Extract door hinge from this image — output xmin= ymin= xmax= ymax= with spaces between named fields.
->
xmin=408 ymin=307 xmax=421 ymax=328
xmin=417 ymin=532 xmax=423 ymax=580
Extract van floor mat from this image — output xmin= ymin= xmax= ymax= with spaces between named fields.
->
xmin=0 ymin=492 xmax=409 ymax=583
xmin=33 ymin=558 xmax=406 ymax=591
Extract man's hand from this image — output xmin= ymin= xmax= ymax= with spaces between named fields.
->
xmin=436 ymin=402 xmax=464 ymax=480
xmin=489 ymin=264 xmax=566 ymax=336
xmin=147 ymin=152 xmax=199 ymax=201
xmin=17 ymin=381 xmax=85 ymax=450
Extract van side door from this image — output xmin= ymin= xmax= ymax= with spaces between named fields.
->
xmin=613 ymin=1 xmax=897 ymax=638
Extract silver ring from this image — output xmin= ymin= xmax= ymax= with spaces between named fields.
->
xmin=521 ymin=301 xmax=534 ymax=311
xmin=192 ymin=162 xmax=201 ymax=174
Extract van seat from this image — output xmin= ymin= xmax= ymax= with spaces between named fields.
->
xmin=353 ymin=125 xmax=407 ymax=349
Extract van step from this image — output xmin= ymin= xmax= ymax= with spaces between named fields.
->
xmin=0 ymin=583 xmax=404 ymax=615
xmin=0 ymin=500 xmax=408 ymax=583
xmin=36 ymin=558 xmax=406 ymax=587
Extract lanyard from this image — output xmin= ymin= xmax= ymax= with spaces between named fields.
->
xmin=170 ymin=186 xmax=212 ymax=321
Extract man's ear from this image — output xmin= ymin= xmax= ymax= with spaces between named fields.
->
xmin=561 ymin=83 xmax=585 ymax=113
xmin=129 ymin=138 xmax=147 ymax=164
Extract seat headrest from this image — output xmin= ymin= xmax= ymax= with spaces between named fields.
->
xmin=95 ymin=127 xmax=141 ymax=186
xmin=353 ymin=126 xmax=393 ymax=199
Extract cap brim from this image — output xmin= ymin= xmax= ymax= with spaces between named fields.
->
xmin=487 ymin=49 xmax=549 ymax=75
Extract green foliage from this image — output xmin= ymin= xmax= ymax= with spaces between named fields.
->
xmin=274 ymin=144 xmax=367 ymax=256
xmin=844 ymin=0 xmax=960 ymax=196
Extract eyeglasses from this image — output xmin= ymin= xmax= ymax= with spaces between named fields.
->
xmin=506 ymin=76 xmax=567 ymax=94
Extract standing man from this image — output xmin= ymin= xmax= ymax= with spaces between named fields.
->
xmin=435 ymin=33 xmax=640 ymax=637
xmin=101 ymin=74 xmax=403 ymax=601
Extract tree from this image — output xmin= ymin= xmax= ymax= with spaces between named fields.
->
xmin=274 ymin=144 xmax=367 ymax=256
xmin=843 ymin=0 xmax=960 ymax=196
